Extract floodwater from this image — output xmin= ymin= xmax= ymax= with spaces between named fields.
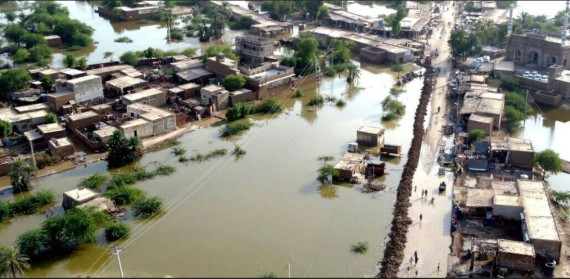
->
xmin=0 ymin=60 xmax=425 ymax=277
xmin=514 ymin=104 xmax=570 ymax=192
xmin=512 ymin=1 xmax=566 ymax=18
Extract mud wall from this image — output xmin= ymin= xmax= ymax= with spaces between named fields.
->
xmin=377 ymin=66 xmax=434 ymax=278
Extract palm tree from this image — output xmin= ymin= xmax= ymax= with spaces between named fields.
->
xmin=346 ymin=64 xmax=361 ymax=83
xmin=318 ymin=155 xmax=334 ymax=166
xmin=0 ymin=246 xmax=31 ymax=278
xmin=103 ymin=51 xmax=113 ymax=62
xmin=518 ymin=12 xmax=530 ymax=29
xmin=9 ymin=159 xmax=35 ymax=193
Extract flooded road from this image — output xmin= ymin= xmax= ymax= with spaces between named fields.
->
xmin=0 ymin=61 xmax=425 ymax=277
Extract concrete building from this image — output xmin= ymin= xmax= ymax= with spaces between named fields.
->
xmin=65 ymin=75 xmax=104 ymax=103
xmin=47 ymin=92 xmax=75 ymax=113
xmin=105 ymin=76 xmax=148 ymax=96
xmin=93 ymin=125 xmax=118 ymax=144
xmin=334 ymin=152 xmax=366 ymax=181
xmin=120 ymin=118 xmax=153 ymax=139
xmin=97 ymin=2 xmax=160 ymax=21
xmin=460 ymin=92 xmax=504 ymax=129
xmin=62 ymin=187 xmax=99 ymax=209
xmin=44 ymin=35 xmax=62 ymax=47
xmin=517 ymin=179 xmax=562 ymax=261
xmin=14 ymin=103 xmax=48 ymax=114
xmin=37 ymin=123 xmax=66 ymax=140
xmin=89 ymin=104 xmax=113 ymax=115
xmin=126 ymin=103 xmax=176 ymax=136
xmin=467 ymin=114 xmax=493 ymax=135
xmin=205 ymin=54 xmax=240 ymax=79
xmin=61 ymin=69 xmax=86 ymax=80
xmin=508 ymin=137 xmax=534 ymax=169
xmin=68 ymin=111 xmax=100 ymax=130
xmin=175 ymin=68 xmax=214 ymax=84
xmin=229 ymin=88 xmax=255 ymax=106
xmin=121 ymin=88 xmax=166 ymax=107
xmin=48 ymin=137 xmax=75 ymax=158
xmin=235 ymin=34 xmax=274 ymax=67
xmin=200 ymin=85 xmax=229 ymax=111
xmin=497 ymin=239 xmax=536 ymax=273
xmin=240 ymin=63 xmax=295 ymax=99
xmin=173 ymin=83 xmax=200 ymax=99
xmin=549 ymin=70 xmax=570 ymax=99
xmin=356 ymin=126 xmax=385 ymax=146
xmin=0 ymin=109 xmax=49 ymax=132
xmin=506 ymin=33 xmax=570 ymax=69
xmin=533 ymin=90 xmax=562 ymax=106
xmin=86 ymin=64 xmax=136 ymax=81
xmin=494 ymin=61 xmax=515 ymax=79
xmin=171 ymin=59 xmax=204 ymax=72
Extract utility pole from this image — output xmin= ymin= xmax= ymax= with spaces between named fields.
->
xmin=111 ymin=246 xmax=124 ymax=278
xmin=285 ymin=262 xmax=291 ymax=278
xmin=28 ymin=138 xmax=36 ymax=169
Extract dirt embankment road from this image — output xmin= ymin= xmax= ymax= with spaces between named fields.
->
xmin=377 ymin=66 xmax=435 ymax=278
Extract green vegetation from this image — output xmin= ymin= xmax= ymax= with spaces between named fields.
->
xmin=308 ymin=95 xmax=325 ymax=106
xmin=335 ymin=99 xmax=346 ymax=107
xmin=391 ymin=64 xmax=404 ymax=73
xmin=105 ymin=185 xmax=144 ymax=205
xmin=317 ymin=155 xmax=337 ymax=184
xmin=226 ymin=102 xmax=254 ymax=122
xmin=503 ymin=90 xmax=529 ymax=132
xmin=0 ymin=190 xmax=55 ymax=222
xmin=189 ymin=148 xmax=228 ymax=162
xmin=10 ymin=159 xmax=36 ymax=193
xmin=103 ymin=51 xmax=114 ymax=61
xmin=17 ymin=207 xmax=108 ymax=258
xmin=381 ymin=96 xmax=405 ymax=121
xmin=550 ymin=190 xmax=570 ymax=205
xmin=40 ymin=75 xmax=52 ymax=91
xmin=386 ymin=6 xmax=407 ymax=36
xmin=221 ymin=74 xmax=246 ymax=91
xmin=172 ymin=146 xmax=187 ymax=156
xmin=114 ymin=36 xmax=133 ymax=43
xmin=281 ymin=33 xmax=321 ymax=74
xmin=229 ymin=15 xmax=254 ymax=30
xmin=261 ymin=1 xmax=294 ymax=21
xmin=104 ymin=221 xmax=130 ymax=241
xmin=119 ymin=51 xmax=140 ymax=66
xmin=178 ymin=155 xmax=189 ymax=162
xmin=194 ymin=4 xmax=231 ymax=42
xmin=448 ymin=29 xmax=483 ymax=61
xmin=220 ymin=122 xmax=253 ymax=137
xmin=45 ymin=113 xmax=57 ymax=124
xmin=154 ymin=164 xmax=176 ymax=176
xmin=107 ymin=172 xmax=138 ymax=189
xmin=106 ymin=130 xmax=143 ymax=169
xmin=293 ymin=89 xmax=304 ymax=98
xmin=533 ymin=149 xmax=562 ymax=179
xmin=79 ymin=173 xmax=108 ymax=189
xmin=504 ymin=105 xmax=525 ymax=132
xmin=0 ymin=245 xmax=31 ymax=278
xmin=389 ymin=86 xmax=404 ymax=96
xmin=468 ymin=129 xmax=486 ymax=142
xmin=255 ymin=99 xmax=283 ymax=114
xmin=232 ymin=145 xmax=246 ymax=157
xmin=133 ymin=196 xmax=163 ymax=218
xmin=260 ymin=272 xmax=278 ymax=278
xmin=0 ymin=121 xmax=13 ymax=138
xmin=201 ymin=45 xmax=239 ymax=63
xmin=64 ymin=54 xmax=77 ymax=68
xmin=0 ymin=69 xmax=32 ymax=96
xmin=132 ymin=165 xmax=155 ymax=181
xmin=351 ymin=241 xmax=369 ymax=254
xmin=346 ymin=63 xmax=361 ymax=83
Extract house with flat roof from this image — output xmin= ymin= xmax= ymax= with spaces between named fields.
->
xmin=65 ymin=75 xmax=104 ymax=104
xmin=62 ymin=187 xmax=99 ymax=209
xmin=171 ymin=59 xmax=204 ymax=72
xmin=121 ymin=88 xmax=166 ymax=107
xmin=356 ymin=126 xmax=385 ymax=146
xmin=0 ymin=109 xmax=48 ymax=132
xmin=120 ymin=118 xmax=153 ymax=139
xmin=508 ymin=137 xmax=534 ymax=169
xmin=86 ymin=64 xmax=136 ymax=80
xmin=200 ymin=85 xmax=229 ymax=112
xmin=48 ymin=137 xmax=75 ymax=158
xmin=126 ymin=103 xmax=176 ymax=136
xmin=68 ymin=111 xmax=100 ymax=130
xmin=105 ymin=76 xmax=148 ymax=96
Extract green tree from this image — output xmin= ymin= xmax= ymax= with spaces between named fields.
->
xmin=104 ymin=221 xmax=130 ymax=241
xmin=317 ymin=5 xmax=329 ymax=20
xmin=17 ymin=229 xmax=49 ymax=258
xmin=468 ymin=129 xmax=486 ymax=141
xmin=63 ymin=54 xmax=76 ymax=68
xmin=39 ymin=75 xmax=52 ymax=91
xmin=0 ymin=246 xmax=30 ymax=278
xmin=5 ymin=11 xmax=16 ymax=22
xmin=3 ymin=24 xmax=27 ymax=46
xmin=142 ymin=47 xmax=156 ymax=59
xmin=504 ymin=105 xmax=525 ymax=132
xmin=387 ymin=6 xmax=407 ymax=37
xmin=76 ymin=57 xmax=88 ymax=70
xmin=12 ymin=49 xmax=29 ymax=63
xmin=346 ymin=63 xmax=361 ymax=83
xmin=9 ymin=159 xmax=35 ymax=193
xmin=103 ymin=51 xmax=114 ymax=61
xmin=533 ymin=149 xmax=562 ymax=179
xmin=41 ymin=208 xmax=102 ymax=251
xmin=221 ymin=74 xmax=246 ymax=91
xmin=303 ymin=0 xmax=324 ymax=20
xmin=106 ymin=130 xmax=143 ymax=168
xmin=226 ymin=102 xmax=253 ymax=122
xmin=448 ymin=29 xmax=482 ymax=60
xmin=133 ymin=196 xmax=163 ymax=218
xmin=28 ymin=44 xmax=52 ymax=64
xmin=261 ymin=1 xmax=294 ymax=21
xmin=0 ymin=69 xmax=32 ymax=96
xmin=0 ymin=121 xmax=13 ymax=138
xmin=119 ymin=51 xmax=140 ymax=66
xmin=45 ymin=113 xmax=57 ymax=124
xmin=201 ymin=45 xmax=239 ymax=62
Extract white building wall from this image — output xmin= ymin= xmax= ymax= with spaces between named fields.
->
xmin=121 ymin=121 xmax=153 ymax=139
xmin=68 ymin=75 xmax=104 ymax=103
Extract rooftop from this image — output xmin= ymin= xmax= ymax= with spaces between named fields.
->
xmin=64 ymin=187 xmax=98 ymax=203
xmin=24 ymin=129 xmax=42 ymax=141
xmin=68 ymin=111 xmax=99 ymax=122
xmin=202 ymin=84 xmax=224 ymax=92
xmin=508 ymin=137 xmax=533 ymax=153
xmin=497 ymin=239 xmax=535 ymax=256
xmin=176 ymin=69 xmax=213 ymax=81
xmin=50 ymin=137 xmax=72 ymax=147
xmin=469 ymin=114 xmax=494 ymax=124
xmin=61 ymin=68 xmax=85 ymax=76
xmin=121 ymin=118 xmax=149 ymax=129
xmin=477 ymin=98 xmax=504 ymax=116
xmin=37 ymin=123 xmax=64 ymax=134
xmin=171 ymin=59 xmax=203 ymax=70
xmin=178 ymin=83 xmax=199 ymax=90
xmin=86 ymin=64 xmax=134 ymax=76
xmin=14 ymin=103 xmax=48 ymax=114
xmin=127 ymin=103 xmax=174 ymax=120
xmin=494 ymin=61 xmax=515 ymax=72
xmin=555 ymin=70 xmax=570 ymax=83
xmin=66 ymin=75 xmax=101 ymax=85
xmin=492 ymin=180 xmax=518 ymax=195
xmin=122 ymin=88 xmax=164 ymax=102
xmin=105 ymin=76 xmax=146 ymax=89
xmin=358 ymin=126 xmax=385 ymax=135
xmin=494 ymin=194 xmax=520 ymax=207
xmin=466 ymin=188 xmax=494 ymax=207
xmin=93 ymin=126 xmax=118 ymax=139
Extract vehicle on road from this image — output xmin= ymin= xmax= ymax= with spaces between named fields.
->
xmin=439 ymin=181 xmax=446 ymax=191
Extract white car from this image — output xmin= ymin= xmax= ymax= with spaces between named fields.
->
xmin=482 ymin=56 xmax=490 ymax=62
xmin=523 ymin=71 xmax=531 ymax=77
xmin=541 ymin=75 xmax=548 ymax=82
xmin=533 ymin=74 xmax=542 ymax=80
xmin=531 ymin=71 xmax=539 ymax=75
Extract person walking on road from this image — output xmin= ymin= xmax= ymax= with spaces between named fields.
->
xmin=414 ymin=250 xmax=418 ymax=264
xmin=437 ymin=262 xmax=440 ymax=271
xmin=419 ymin=214 xmax=423 ymax=222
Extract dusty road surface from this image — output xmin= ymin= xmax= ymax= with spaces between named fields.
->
xmin=398 ymin=2 xmax=456 ymax=277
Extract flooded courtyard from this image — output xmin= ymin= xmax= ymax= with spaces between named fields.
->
xmin=0 ymin=60 xmax=425 ymax=277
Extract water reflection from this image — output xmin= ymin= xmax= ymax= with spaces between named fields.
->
xmin=318 ymin=184 xmax=339 ymax=199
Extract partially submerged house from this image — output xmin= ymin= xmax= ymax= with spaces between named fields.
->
xmin=62 ymin=187 xmax=99 ymax=209
xmin=356 ymin=126 xmax=385 ymax=146
xmin=200 ymin=85 xmax=229 ymax=112
xmin=334 ymin=152 xmax=366 ymax=181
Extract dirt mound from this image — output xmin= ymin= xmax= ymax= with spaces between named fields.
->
xmin=376 ymin=66 xmax=435 ymax=278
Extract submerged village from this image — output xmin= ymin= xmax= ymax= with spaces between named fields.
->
xmin=0 ymin=0 xmax=569 ymax=278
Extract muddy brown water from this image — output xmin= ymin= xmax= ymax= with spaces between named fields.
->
xmin=0 ymin=60 xmax=426 ymax=277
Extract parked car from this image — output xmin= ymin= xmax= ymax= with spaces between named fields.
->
xmin=482 ymin=56 xmax=490 ymax=62
xmin=541 ymin=75 xmax=548 ymax=82
xmin=534 ymin=73 xmax=542 ymax=80
xmin=523 ymin=71 xmax=531 ymax=77
xmin=531 ymin=71 xmax=539 ymax=75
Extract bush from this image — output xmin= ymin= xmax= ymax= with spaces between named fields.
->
xmin=154 ymin=164 xmax=176 ymax=176
xmin=500 ymin=77 xmax=521 ymax=92
xmin=381 ymin=112 xmax=398 ymax=121
xmin=391 ymin=64 xmax=404 ymax=72
xmin=0 ymin=121 xmax=13 ymax=138
xmin=0 ymin=200 xmax=10 ymax=222
xmin=232 ymin=145 xmax=246 ymax=157
xmin=170 ymin=27 xmax=183 ymax=40
xmin=336 ymin=99 xmax=346 ymax=107
xmin=178 ymin=155 xmax=189 ymax=162
xmin=389 ymin=86 xmax=404 ymax=96
xmin=0 ymin=68 xmax=32 ymax=95
xmin=293 ymin=89 xmax=303 ymax=98
xmin=40 ymin=75 xmax=52 ymax=91
xmin=17 ymin=228 xmax=49 ymax=257
xmin=226 ymin=102 xmax=253 ymax=122
xmin=189 ymin=148 xmax=228 ymax=162
xmin=104 ymin=185 xmax=143 ymax=205
xmin=12 ymin=49 xmax=30 ymax=63
xmin=468 ymin=129 xmax=486 ymax=141
xmin=133 ymin=196 xmax=162 ymax=218
xmin=45 ymin=113 xmax=57 ymax=124
xmin=229 ymin=15 xmax=254 ymax=30
xmin=132 ymin=166 xmax=155 ymax=181
xmin=107 ymin=172 xmax=137 ymax=189
xmin=220 ymin=122 xmax=253 ymax=137
xmin=255 ymin=99 xmax=282 ymax=114
xmin=79 ymin=173 xmax=108 ymax=189
xmin=351 ymin=241 xmax=369 ymax=254
xmin=504 ymin=105 xmax=525 ymax=132
xmin=308 ymin=95 xmax=325 ymax=106
xmin=114 ymin=36 xmax=133 ymax=43
xmin=202 ymin=45 xmax=239 ymax=63
xmin=505 ymin=92 xmax=528 ymax=113
xmin=8 ymin=189 xmax=55 ymax=216
xmin=104 ymin=221 xmax=130 ymax=241
xmin=221 ymin=74 xmax=246 ymax=91
xmin=172 ymin=146 xmax=187 ymax=156
xmin=119 ymin=51 xmax=140 ymax=66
